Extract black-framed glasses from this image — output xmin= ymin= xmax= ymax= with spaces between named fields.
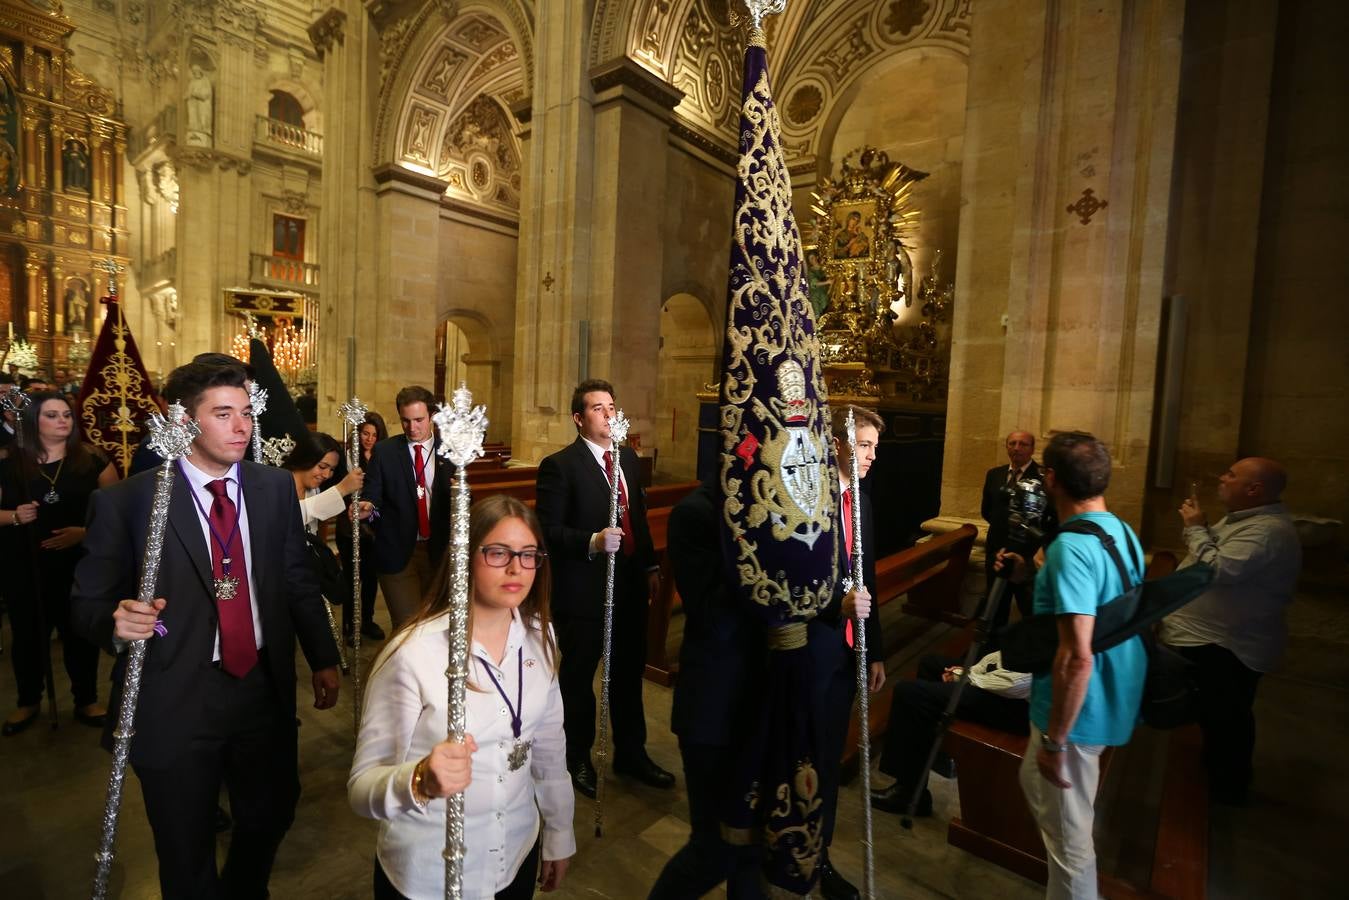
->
xmin=479 ymin=545 xmax=548 ymax=569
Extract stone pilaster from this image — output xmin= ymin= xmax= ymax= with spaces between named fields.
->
xmin=932 ymin=0 xmax=1185 ymax=542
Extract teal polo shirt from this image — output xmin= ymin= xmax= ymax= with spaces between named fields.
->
xmin=1029 ymin=511 xmax=1147 ymax=747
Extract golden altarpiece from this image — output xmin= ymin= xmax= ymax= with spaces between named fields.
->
xmin=0 ymin=1 xmax=130 ymax=374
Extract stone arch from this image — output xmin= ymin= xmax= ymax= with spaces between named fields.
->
xmin=262 ymin=75 xmax=323 ymax=133
xmin=376 ymin=0 xmax=533 ymax=177
xmin=438 ymin=306 xmax=513 ymax=443
xmin=655 ymin=292 xmax=718 ymax=480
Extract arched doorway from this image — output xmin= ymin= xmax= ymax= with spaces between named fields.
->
xmin=654 ymin=292 xmax=717 ymax=481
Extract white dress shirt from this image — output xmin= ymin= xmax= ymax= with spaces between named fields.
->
xmin=179 ymin=458 xmax=263 ymax=658
xmin=581 ymin=435 xmax=628 ymax=493
xmin=349 ymin=610 xmax=575 ymax=900
xmin=1161 ymin=502 xmax=1302 ymax=672
xmin=299 ymin=485 xmax=346 ymax=535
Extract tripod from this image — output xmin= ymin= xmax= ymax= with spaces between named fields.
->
xmin=899 ymin=568 xmax=1018 ymax=829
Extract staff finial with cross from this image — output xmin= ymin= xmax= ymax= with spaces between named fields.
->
xmin=96 ymin=258 xmax=126 ymax=297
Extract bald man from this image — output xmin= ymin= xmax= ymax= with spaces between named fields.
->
xmin=1161 ymin=457 xmax=1302 ymax=804
xmin=980 ymin=431 xmax=1051 ymax=626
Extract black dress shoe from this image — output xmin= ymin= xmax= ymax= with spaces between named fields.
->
xmin=570 ymin=760 xmax=598 ymax=799
xmin=1 ymin=708 xmax=40 ymax=737
xmin=818 ymin=860 xmax=860 ymax=900
xmin=870 ymin=782 xmax=933 ymax=817
xmin=361 ymin=622 xmax=386 ymax=641
xmin=613 ymin=752 xmax=676 ymax=789
xmin=74 ymin=708 xmax=107 ymax=729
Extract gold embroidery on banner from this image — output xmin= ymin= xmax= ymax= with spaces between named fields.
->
xmin=81 ymin=306 xmax=158 ymax=476
xmin=764 ymin=760 xmax=823 ymax=883
xmin=720 ymin=67 xmax=835 ymax=620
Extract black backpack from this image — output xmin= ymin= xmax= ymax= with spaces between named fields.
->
xmin=998 ymin=518 xmax=1214 ymax=728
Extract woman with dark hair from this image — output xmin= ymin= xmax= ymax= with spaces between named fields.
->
xmin=340 ymin=411 xmax=389 ymax=642
xmin=0 ymin=392 xmax=118 ymax=735
xmin=349 ymin=495 xmax=575 ymax=900
xmin=285 ymin=431 xmax=365 ymax=531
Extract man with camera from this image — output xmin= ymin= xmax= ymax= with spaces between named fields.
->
xmin=1000 ymin=431 xmax=1146 ymax=900
xmin=982 ymin=430 xmax=1053 ymax=627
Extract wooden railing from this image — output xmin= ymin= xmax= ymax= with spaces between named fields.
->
xmin=250 ymin=253 xmax=320 ymax=290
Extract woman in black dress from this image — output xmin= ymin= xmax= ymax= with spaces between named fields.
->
xmin=339 ymin=411 xmax=388 ymax=643
xmin=0 ymin=392 xmax=118 ymax=735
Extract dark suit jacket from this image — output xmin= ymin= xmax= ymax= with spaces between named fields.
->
xmin=981 ymin=460 xmax=1052 ymax=556
xmin=70 ymin=462 xmax=340 ymax=768
xmin=668 ymin=483 xmax=765 ymax=746
xmin=364 ymin=434 xmax=455 ymax=573
xmin=811 ymin=487 xmax=883 ymax=675
xmin=535 ymin=437 xmax=657 ymax=620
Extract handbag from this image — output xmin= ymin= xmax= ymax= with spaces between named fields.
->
xmin=305 ymin=530 xmax=348 ymax=606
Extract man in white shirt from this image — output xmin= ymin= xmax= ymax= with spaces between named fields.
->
xmin=365 ymin=385 xmax=454 ymax=630
xmin=1162 ymin=457 xmax=1302 ymax=804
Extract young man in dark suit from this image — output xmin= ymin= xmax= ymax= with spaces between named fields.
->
xmin=813 ymin=405 xmax=886 ymax=900
xmin=71 ymin=360 xmax=341 ymax=900
xmin=981 ymin=430 xmax=1049 ymax=625
xmin=535 ymin=379 xmax=674 ymax=798
xmin=363 ymin=385 xmax=454 ymax=630
xmin=648 ymin=480 xmax=765 ymax=899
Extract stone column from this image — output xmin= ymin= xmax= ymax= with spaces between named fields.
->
xmin=310 ymin=3 xmax=385 ymax=422
xmin=585 ymin=58 xmax=683 ymax=460
xmin=509 ymin=0 xmax=597 ymax=463
xmin=929 ymin=0 xmax=1185 ymax=546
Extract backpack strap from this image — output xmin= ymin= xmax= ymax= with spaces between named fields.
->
xmin=1056 ymin=517 xmax=1141 ymax=589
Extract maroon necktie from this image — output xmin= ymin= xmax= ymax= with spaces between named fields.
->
xmin=604 ymin=450 xmax=634 ymax=557
xmin=414 ymin=443 xmax=431 ymax=540
xmin=206 ymin=479 xmax=257 ymax=677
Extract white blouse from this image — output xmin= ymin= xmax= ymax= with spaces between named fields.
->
xmin=298 ymin=485 xmax=347 ymax=534
xmin=348 ymin=610 xmax=575 ymax=900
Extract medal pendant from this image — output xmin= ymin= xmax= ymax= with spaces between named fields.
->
xmin=507 ymin=738 xmax=532 ymax=772
xmin=215 ymin=574 xmax=240 ymax=602
xmin=42 ymin=489 xmax=59 ymax=504
xmin=416 ymin=485 xmax=426 ymax=500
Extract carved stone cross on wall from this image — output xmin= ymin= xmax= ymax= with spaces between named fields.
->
xmin=1067 ymin=188 xmax=1108 ymax=225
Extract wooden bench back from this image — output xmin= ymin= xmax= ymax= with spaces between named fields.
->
xmin=877 ymin=524 xmax=977 ymax=625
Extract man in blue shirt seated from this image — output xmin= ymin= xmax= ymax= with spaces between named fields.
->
xmin=1001 ymin=431 xmax=1146 ymax=900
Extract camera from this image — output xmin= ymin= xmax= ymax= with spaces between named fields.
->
xmin=1005 ymin=476 xmax=1049 ymax=554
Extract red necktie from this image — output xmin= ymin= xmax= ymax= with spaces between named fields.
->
xmin=604 ymin=450 xmax=634 ymax=557
xmin=842 ymin=489 xmax=855 ymax=649
xmin=414 ymin=443 xmax=430 ymax=540
xmin=206 ymin=479 xmax=257 ymax=677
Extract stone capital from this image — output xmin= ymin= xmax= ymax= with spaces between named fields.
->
xmin=372 ymin=162 xmax=449 ymax=201
xmin=588 ymin=57 xmax=684 ymax=119
xmin=308 ymin=8 xmax=347 ymax=59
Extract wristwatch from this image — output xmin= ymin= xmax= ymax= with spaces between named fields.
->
xmin=1040 ymin=733 xmax=1069 ymax=753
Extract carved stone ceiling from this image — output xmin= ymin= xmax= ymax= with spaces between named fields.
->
xmin=396 ymin=12 xmax=526 ymax=213
xmin=596 ymin=0 xmax=971 ymax=166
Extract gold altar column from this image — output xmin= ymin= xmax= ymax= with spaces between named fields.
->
xmin=930 ymin=0 xmax=1186 ymax=549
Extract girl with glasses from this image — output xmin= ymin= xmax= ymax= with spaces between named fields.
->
xmin=349 ymin=494 xmax=574 ymax=899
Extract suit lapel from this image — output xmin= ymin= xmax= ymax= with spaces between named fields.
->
xmin=240 ymin=462 xmax=271 ymax=600
xmin=574 ymin=437 xmax=612 ymax=497
xmin=167 ymin=474 xmax=214 ymax=595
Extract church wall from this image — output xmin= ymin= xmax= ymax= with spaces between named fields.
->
xmin=1241 ymin=0 xmax=1349 ymax=571
xmin=660 ymin=147 xmax=733 ymax=336
xmin=436 ymin=213 xmax=517 ymax=444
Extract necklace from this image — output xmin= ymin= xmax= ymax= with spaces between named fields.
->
xmin=477 ymin=646 xmax=531 ymax=771
xmin=179 ymin=461 xmax=245 ymax=602
xmin=38 ymin=456 xmax=65 ymax=504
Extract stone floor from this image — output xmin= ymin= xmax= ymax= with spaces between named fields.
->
xmin=0 ymin=584 xmax=1345 ymax=899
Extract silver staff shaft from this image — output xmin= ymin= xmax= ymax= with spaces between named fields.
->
xmin=845 ymin=410 xmax=876 ymax=900
xmin=348 ymin=426 xmax=364 ymax=733
xmin=443 ymin=464 xmax=471 ymax=899
xmin=322 ymin=599 xmax=349 ymax=675
xmin=92 ymin=457 xmax=178 ymax=900
xmin=594 ymin=446 xmax=623 ymax=838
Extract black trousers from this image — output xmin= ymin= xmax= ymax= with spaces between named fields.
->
xmin=554 ymin=580 xmax=650 ymax=768
xmin=132 ymin=657 xmax=299 ymax=900
xmin=8 ymin=552 xmax=99 ymax=709
xmin=815 ymin=643 xmax=856 ymax=852
xmin=1176 ymin=643 xmax=1263 ymax=799
xmin=374 ymin=839 xmax=540 ymax=899
xmin=647 ymin=740 xmax=764 ymax=900
xmin=338 ymin=531 xmax=379 ymax=633
xmin=878 ymin=655 xmax=1028 ymax=792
